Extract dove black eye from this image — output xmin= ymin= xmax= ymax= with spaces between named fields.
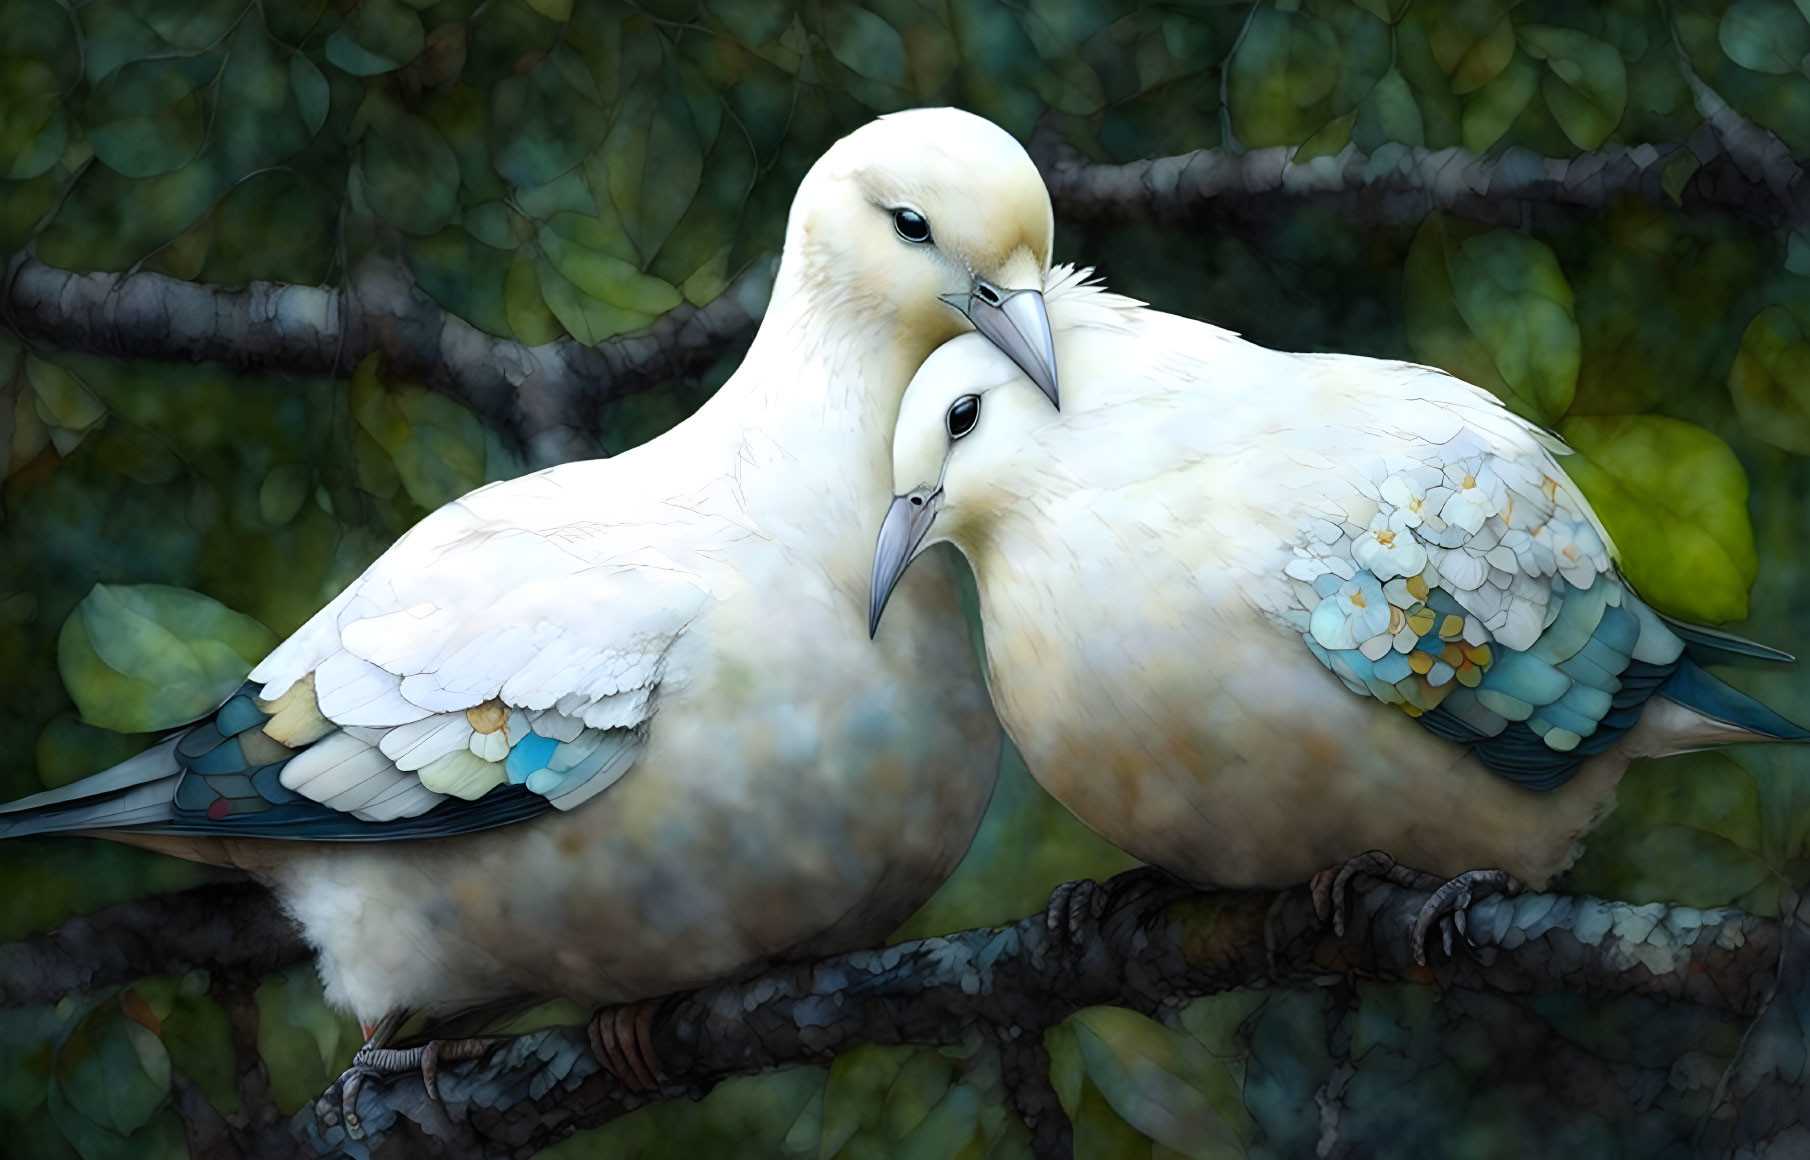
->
xmin=945 ymin=394 xmax=981 ymax=439
xmin=893 ymin=208 xmax=932 ymax=244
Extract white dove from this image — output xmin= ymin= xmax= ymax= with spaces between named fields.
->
xmin=0 ymin=108 xmax=1060 ymax=1118
xmin=870 ymin=269 xmax=1807 ymax=959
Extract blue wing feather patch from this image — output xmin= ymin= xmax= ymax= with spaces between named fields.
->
xmin=504 ymin=732 xmax=560 ymax=784
xmin=175 ymin=720 xmax=228 ymax=759
xmin=1306 ymin=569 xmax=1803 ymax=791
xmin=144 ymin=682 xmax=559 ymax=839
xmin=185 ymin=736 xmax=246 ymax=775
xmin=215 ymin=695 xmax=265 ymax=737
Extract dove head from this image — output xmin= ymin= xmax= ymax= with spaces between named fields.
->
xmin=784 ymin=108 xmax=1060 ymax=405
xmin=869 ymin=333 xmax=1056 ymax=637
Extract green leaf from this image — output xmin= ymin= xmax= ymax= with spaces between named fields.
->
xmin=325 ymin=0 xmax=425 ymax=76
xmin=84 ymin=57 xmax=208 ymax=178
xmin=26 ymin=356 xmax=106 ymax=434
xmin=1787 ymin=229 xmax=1810 ymax=276
xmin=256 ymin=969 xmax=358 ymax=1115
xmin=0 ymin=51 xmax=70 ymax=181
xmin=58 ymin=583 xmax=277 ymax=733
xmin=131 ymin=0 xmax=242 ymax=52
xmin=1354 ymin=68 xmax=1424 ymax=149
xmin=259 ymin=464 xmax=310 ymax=526
xmin=703 ymin=0 xmax=794 ymax=48
xmin=505 ymin=256 xmax=564 ymax=345
xmin=1556 ymin=415 xmax=1757 ymax=623
xmin=1067 ymin=1007 xmax=1250 ymax=1157
xmin=1662 ymin=150 xmax=1700 ymax=204
xmin=1404 ymin=219 xmax=1579 ymax=423
xmin=1729 ymin=304 xmax=1810 ymax=455
xmin=1293 ymin=110 xmax=1354 ymax=162
xmin=1461 ymin=51 xmax=1538 ymax=153
xmin=535 ymin=257 xmax=661 ymax=346
xmin=490 ymin=66 xmax=603 ymax=188
xmin=158 ymin=985 xmax=238 ymax=1115
xmin=463 ymin=201 xmax=530 ymax=250
xmin=216 ymin=13 xmax=315 ymax=172
xmin=350 ymin=355 xmax=488 ymax=510
xmin=354 ymin=94 xmax=460 ymax=235
xmin=1719 ymin=0 xmax=1810 ymax=75
xmin=1447 ymin=13 xmax=1516 ymax=95
xmin=39 ymin=160 xmax=229 ymax=273
xmin=289 ymin=53 xmax=330 ymax=137
xmin=1226 ymin=6 xmax=1342 ymax=145
xmin=1519 ymin=25 xmax=1626 ymax=149
xmin=405 ymin=226 xmax=514 ymax=338
xmin=600 ymin=58 xmax=710 ymax=261
xmin=203 ymin=169 xmax=337 ymax=286
xmin=526 ymin=0 xmax=573 ymax=20
xmin=539 ymin=222 xmax=681 ymax=313
xmin=823 ymin=2 xmax=909 ymax=89
xmin=80 ymin=0 xmax=171 ymax=87
xmin=1568 ymin=751 xmax=1777 ymax=909
xmin=547 ymin=210 xmax=639 ymax=264
xmin=53 ymin=999 xmax=171 ymax=1137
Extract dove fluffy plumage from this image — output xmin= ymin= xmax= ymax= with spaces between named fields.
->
xmin=872 ymin=270 xmax=1806 ymax=890
xmin=0 ymin=108 xmax=1062 ymax=1027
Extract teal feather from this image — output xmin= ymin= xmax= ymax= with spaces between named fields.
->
xmin=215 ymin=696 xmax=266 ymax=737
xmin=1573 ymin=632 xmax=1633 ymax=682
xmin=1528 ymin=582 xmax=1607 ymax=664
xmin=1661 ymin=617 xmax=1797 ymax=664
xmin=1660 ymin=659 xmax=1810 ymax=741
xmin=1556 ymin=682 xmax=1613 ymax=722
xmin=186 ymin=736 xmax=246 ymax=775
xmin=1479 ymin=649 xmax=1571 ymax=704
xmin=1476 ymin=688 xmax=1536 ymax=721
xmin=504 ymin=732 xmax=560 ymax=783
xmin=1531 ymin=698 xmax=1601 ymax=738
xmin=1372 ymin=652 xmax=1412 ymax=683
xmin=1593 ymin=603 xmax=1640 ymax=655
xmin=1557 ymin=649 xmax=1621 ymax=693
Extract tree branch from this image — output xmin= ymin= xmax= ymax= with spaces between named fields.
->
xmin=0 ymin=880 xmax=308 ymax=1007
xmin=1702 ymin=889 xmax=1810 ymax=1158
xmin=1030 ymin=117 xmax=1810 ymax=229
xmin=0 ymin=253 xmax=774 ymax=466
xmin=243 ymin=873 xmax=1774 ymax=1159
xmin=1676 ymin=53 xmax=1810 ymax=226
xmin=6 ymin=110 xmax=1806 ymax=460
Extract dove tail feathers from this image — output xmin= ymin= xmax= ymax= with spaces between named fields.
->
xmin=0 ymin=739 xmax=181 ymax=838
xmin=1652 ymin=658 xmax=1810 ymax=753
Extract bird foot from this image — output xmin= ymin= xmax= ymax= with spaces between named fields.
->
xmin=1311 ymin=850 xmax=1444 ymax=939
xmin=1409 ymin=868 xmax=1524 ymax=967
xmin=1043 ymin=866 xmax=1188 ymax=950
xmin=1044 ymin=877 xmax=1110 ymax=946
xmin=587 ymin=999 xmax=665 ymax=1094
xmin=319 ymin=1038 xmax=491 ymax=1138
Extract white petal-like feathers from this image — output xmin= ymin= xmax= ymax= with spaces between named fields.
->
xmin=244 ymin=467 xmax=740 ymax=820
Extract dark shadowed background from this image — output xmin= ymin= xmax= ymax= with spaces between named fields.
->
xmin=2 ymin=0 xmax=1809 ymax=1155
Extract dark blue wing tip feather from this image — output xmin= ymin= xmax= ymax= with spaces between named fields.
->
xmin=161 ymin=782 xmax=552 ymax=840
xmin=148 ymin=682 xmax=558 ymax=840
xmin=1423 ymin=659 xmax=1680 ymax=792
xmin=1663 ymin=658 xmax=1810 ymax=743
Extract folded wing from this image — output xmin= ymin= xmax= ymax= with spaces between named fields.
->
xmin=1274 ymin=365 xmax=1791 ymax=790
xmin=1 ymin=471 xmax=734 ymax=840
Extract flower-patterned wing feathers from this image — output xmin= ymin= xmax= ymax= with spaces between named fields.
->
xmin=1280 ymin=397 xmax=1689 ymax=790
xmin=141 ymin=481 xmax=727 ymax=839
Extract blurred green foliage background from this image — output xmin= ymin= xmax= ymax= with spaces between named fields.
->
xmin=2 ymin=0 xmax=1809 ymax=1156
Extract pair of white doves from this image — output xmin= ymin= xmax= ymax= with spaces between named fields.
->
xmin=5 ymin=109 xmax=1803 ymax=1109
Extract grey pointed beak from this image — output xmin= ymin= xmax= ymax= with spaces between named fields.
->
xmin=870 ymin=490 xmax=942 ymax=638
xmin=941 ymin=280 xmax=1059 ymax=408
